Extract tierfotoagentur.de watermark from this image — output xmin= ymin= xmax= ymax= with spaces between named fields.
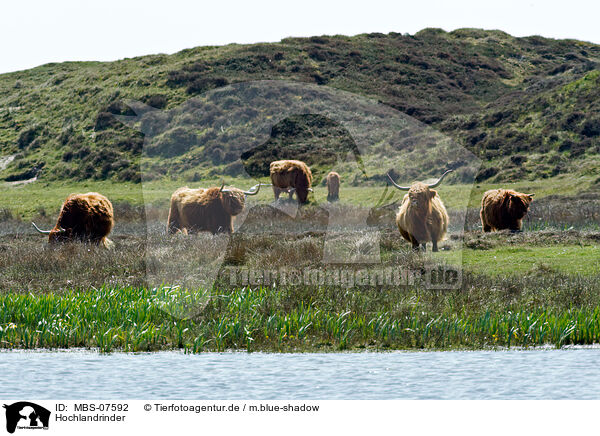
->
xmin=227 ymin=265 xmax=461 ymax=288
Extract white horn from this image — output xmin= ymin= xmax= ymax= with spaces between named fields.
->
xmin=427 ymin=169 xmax=453 ymax=188
xmin=243 ymin=183 xmax=261 ymax=196
xmin=387 ymin=173 xmax=411 ymax=191
xmin=32 ymin=222 xmax=51 ymax=234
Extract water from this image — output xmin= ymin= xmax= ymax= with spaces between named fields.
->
xmin=1 ymin=348 xmax=599 ymax=399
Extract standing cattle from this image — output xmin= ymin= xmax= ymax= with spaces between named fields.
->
xmin=480 ymin=189 xmax=534 ymax=232
xmin=32 ymin=192 xmax=114 ymax=247
xmin=326 ymin=171 xmax=340 ymax=202
xmin=167 ymin=182 xmax=260 ymax=234
xmin=269 ymin=160 xmax=313 ymax=204
xmin=387 ymin=170 xmax=452 ymax=252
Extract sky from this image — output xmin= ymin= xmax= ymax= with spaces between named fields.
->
xmin=1 ymin=0 xmax=599 ymax=74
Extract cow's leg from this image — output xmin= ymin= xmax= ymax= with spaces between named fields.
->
xmin=481 ymin=214 xmax=492 ymax=232
xmin=399 ymin=228 xmax=418 ymax=251
xmin=167 ymin=203 xmax=182 ymax=234
xmin=432 ymin=240 xmax=439 ymax=252
xmin=286 ymin=187 xmax=295 ymax=201
xmin=410 ymin=236 xmax=420 ymax=251
xmin=480 ymin=209 xmax=489 ymax=233
xmin=273 ymin=186 xmax=280 ymax=200
xmin=510 ymin=219 xmax=523 ymax=233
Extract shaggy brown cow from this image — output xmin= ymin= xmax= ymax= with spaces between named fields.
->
xmin=326 ymin=171 xmax=340 ymax=202
xmin=167 ymin=182 xmax=260 ymax=234
xmin=387 ymin=170 xmax=452 ymax=252
xmin=32 ymin=192 xmax=114 ymax=247
xmin=480 ymin=189 xmax=534 ymax=232
xmin=269 ymin=160 xmax=313 ymax=204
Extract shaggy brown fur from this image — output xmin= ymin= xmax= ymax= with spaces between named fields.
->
xmin=167 ymin=186 xmax=246 ymax=234
xmin=270 ymin=160 xmax=313 ymax=204
xmin=326 ymin=171 xmax=340 ymax=202
xmin=480 ymin=189 xmax=534 ymax=232
xmin=49 ymin=192 xmax=114 ymax=247
xmin=395 ymin=182 xmax=449 ymax=252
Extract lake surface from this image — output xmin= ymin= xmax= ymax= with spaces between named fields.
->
xmin=1 ymin=348 xmax=599 ymax=399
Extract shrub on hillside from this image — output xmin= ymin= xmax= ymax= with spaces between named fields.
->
xmin=580 ymin=118 xmax=600 ymax=137
xmin=142 ymin=94 xmax=168 ymax=109
xmin=166 ymin=70 xmax=198 ymax=87
xmin=186 ymin=77 xmax=228 ymax=95
xmin=146 ymin=127 xmax=197 ymax=157
xmin=183 ymin=61 xmax=210 ymax=72
xmin=558 ymin=139 xmax=573 ymax=152
xmin=94 ymin=112 xmax=119 ymax=131
xmin=105 ymin=100 xmax=135 ymax=116
xmin=117 ymin=168 xmax=141 ymax=182
xmin=561 ymin=112 xmax=584 ymax=131
xmin=140 ymin=111 xmax=171 ymax=137
xmin=17 ymin=125 xmax=44 ymax=149
xmin=475 ymin=166 xmax=498 ymax=182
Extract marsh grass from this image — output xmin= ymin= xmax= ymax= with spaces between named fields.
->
xmin=1 ymin=281 xmax=600 ymax=352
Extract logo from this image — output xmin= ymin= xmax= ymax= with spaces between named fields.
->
xmin=3 ymin=402 xmax=50 ymax=434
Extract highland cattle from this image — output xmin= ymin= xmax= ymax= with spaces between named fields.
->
xmin=32 ymin=192 xmax=114 ymax=247
xmin=480 ymin=189 xmax=534 ymax=232
xmin=269 ymin=160 xmax=313 ymax=204
xmin=326 ymin=171 xmax=340 ymax=202
xmin=167 ymin=182 xmax=260 ymax=234
xmin=387 ymin=170 xmax=452 ymax=252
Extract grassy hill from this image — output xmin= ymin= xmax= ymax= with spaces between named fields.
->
xmin=0 ymin=28 xmax=599 ymax=188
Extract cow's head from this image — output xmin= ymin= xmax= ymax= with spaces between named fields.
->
xmin=31 ymin=222 xmax=72 ymax=243
xmin=48 ymin=227 xmax=73 ymax=243
xmin=219 ymin=182 xmax=261 ymax=216
xmin=505 ymin=191 xmax=534 ymax=219
xmin=387 ymin=169 xmax=453 ymax=214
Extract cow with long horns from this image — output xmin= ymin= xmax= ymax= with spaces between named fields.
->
xmin=32 ymin=192 xmax=114 ymax=248
xmin=269 ymin=160 xmax=313 ymax=204
xmin=480 ymin=189 xmax=534 ymax=232
xmin=167 ymin=182 xmax=260 ymax=234
xmin=387 ymin=170 xmax=452 ymax=252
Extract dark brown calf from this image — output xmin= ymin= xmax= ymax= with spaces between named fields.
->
xmin=480 ymin=189 xmax=534 ymax=232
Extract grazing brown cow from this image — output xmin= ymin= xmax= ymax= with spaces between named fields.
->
xmin=388 ymin=170 xmax=452 ymax=252
xmin=480 ymin=189 xmax=534 ymax=232
xmin=32 ymin=192 xmax=114 ymax=247
xmin=326 ymin=171 xmax=340 ymax=202
xmin=269 ymin=160 xmax=313 ymax=204
xmin=167 ymin=182 xmax=260 ymax=234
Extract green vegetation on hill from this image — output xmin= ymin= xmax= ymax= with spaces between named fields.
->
xmin=0 ymin=28 xmax=599 ymax=187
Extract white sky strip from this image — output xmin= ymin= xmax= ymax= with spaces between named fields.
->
xmin=0 ymin=0 xmax=599 ymax=73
